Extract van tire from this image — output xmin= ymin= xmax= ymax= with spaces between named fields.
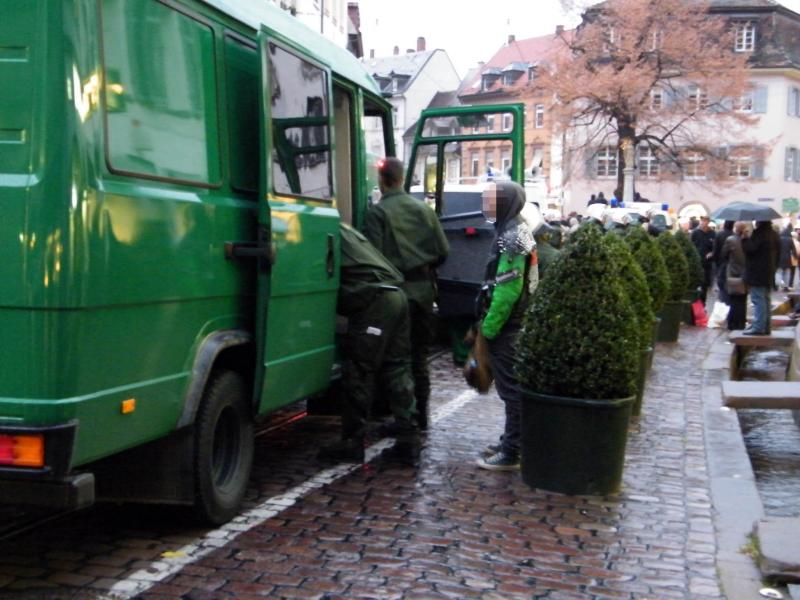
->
xmin=193 ymin=369 xmax=254 ymax=525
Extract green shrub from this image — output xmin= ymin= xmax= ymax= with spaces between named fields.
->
xmin=674 ymin=230 xmax=704 ymax=292
xmin=657 ymin=233 xmax=690 ymax=301
xmin=516 ymin=225 xmax=639 ymax=400
xmin=603 ymin=233 xmax=656 ymax=353
xmin=623 ymin=227 xmax=670 ymax=313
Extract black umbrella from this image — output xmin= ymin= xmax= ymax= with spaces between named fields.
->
xmin=711 ymin=201 xmax=781 ymax=222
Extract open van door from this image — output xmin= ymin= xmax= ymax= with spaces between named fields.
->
xmin=405 ymin=104 xmax=527 ymax=319
xmin=251 ymin=29 xmax=339 ymax=412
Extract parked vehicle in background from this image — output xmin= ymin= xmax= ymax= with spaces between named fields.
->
xmin=0 ymin=0 xmax=394 ymax=524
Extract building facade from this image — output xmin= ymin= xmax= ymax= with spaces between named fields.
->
xmin=364 ymin=42 xmax=461 ymax=162
xmin=562 ymin=0 xmax=800 ymax=218
xmin=267 ymin=0 xmax=349 ymax=48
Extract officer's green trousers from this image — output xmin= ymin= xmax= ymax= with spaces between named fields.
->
xmin=341 ymin=288 xmax=417 ymax=441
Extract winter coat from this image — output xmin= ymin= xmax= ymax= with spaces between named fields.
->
xmin=742 ymin=223 xmax=780 ymax=287
xmin=778 ymin=231 xmax=797 ymax=269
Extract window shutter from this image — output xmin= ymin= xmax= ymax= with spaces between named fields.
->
xmin=795 ymin=149 xmax=800 ymax=182
xmin=753 ymin=85 xmax=768 ymax=114
xmin=752 ymin=156 xmax=765 ymax=179
xmin=585 ymin=149 xmax=596 ymax=179
xmin=786 ymin=148 xmax=794 ymax=181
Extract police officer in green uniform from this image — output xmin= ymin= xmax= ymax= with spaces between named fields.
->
xmin=364 ymin=157 xmax=449 ymax=430
xmin=534 ymin=222 xmax=561 ymax=281
xmin=318 ymin=223 xmax=419 ymax=464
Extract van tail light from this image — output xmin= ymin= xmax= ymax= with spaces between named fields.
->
xmin=0 ymin=434 xmax=45 ymax=468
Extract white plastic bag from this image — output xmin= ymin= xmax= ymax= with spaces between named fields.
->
xmin=707 ymin=300 xmax=730 ymax=328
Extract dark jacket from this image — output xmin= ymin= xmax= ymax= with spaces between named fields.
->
xmin=691 ymin=226 xmax=715 ymax=266
xmin=721 ymin=234 xmax=745 ymax=281
xmin=778 ymin=230 xmax=797 ymax=269
xmin=742 ymin=223 xmax=780 ymax=287
xmin=712 ymin=227 xmax=734 ymax=267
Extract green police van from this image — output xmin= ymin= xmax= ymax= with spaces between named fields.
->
xmin=0 ymin=0 xmax=394 ymax=524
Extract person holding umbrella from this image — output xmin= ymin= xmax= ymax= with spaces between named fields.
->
xmin=741 ymin=221 xmax=780 ymax=335
xmin=712 ymin=202 xmax=782 ymax=335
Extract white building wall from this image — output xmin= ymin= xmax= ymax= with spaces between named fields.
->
xmin=563 ymin=72 xmax=800 ymax=218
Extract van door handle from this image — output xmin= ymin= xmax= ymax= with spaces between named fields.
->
xmin=326 ymin=234 xmax=335 ymax=278
xmin=224 ymin=241 xmax=276 ymax=264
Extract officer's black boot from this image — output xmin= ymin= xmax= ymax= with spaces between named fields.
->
xmin=317 ymin=438 xmax=365 ymax=463
xmin=381 ymin=435 xmax=420 ymax=465
xmin=416 ymin=397 xmax=428 ymax=431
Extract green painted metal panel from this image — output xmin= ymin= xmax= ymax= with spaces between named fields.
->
xmin=0 ymin=0 xmax=392 ymax=482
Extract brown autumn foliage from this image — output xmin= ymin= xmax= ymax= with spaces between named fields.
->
xmin=542 ymin=0 xmax=759 ymax=197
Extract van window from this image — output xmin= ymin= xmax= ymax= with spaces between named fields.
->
xmin=224 ymin=35 xmax=259 ymax=194
xmin=267 ymin=42 xmax=332 ymax=200
xmin=332 ymin=86 xmax=353 ymax=224
xmin=101 ymin=0 xmax=221 ymax=185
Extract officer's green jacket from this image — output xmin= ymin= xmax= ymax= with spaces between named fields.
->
xmin=536 ymin=241 xmax=561 ymax=281
xmin=338 ymin=223 xmax=404 ymax=316
xmin=363 ymin=189 xmax=449 ymax=305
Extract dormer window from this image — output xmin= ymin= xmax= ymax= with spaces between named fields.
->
xmin=528 ymin=66 xmax=537 ymax=81
xmin=480 ymin=68 xmax=502 ymax=92
xmin=501 ymin=62 xmax=527 ymax=86
xmin=503 ymin=72 xmax=519 ymax=85
xmin=735 ymin=21 xmax=756 ymax=52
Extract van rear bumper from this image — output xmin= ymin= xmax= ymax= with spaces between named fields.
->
xmin=0 ymin=421 xmax=95 ymax=509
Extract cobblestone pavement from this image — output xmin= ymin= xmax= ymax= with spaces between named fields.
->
xmin=0 ymin=327 xmax=729 ymax=599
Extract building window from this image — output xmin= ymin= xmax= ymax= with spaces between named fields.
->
xmin=501 ymin=149 xmax=511 ymax=176
xmin=735 ymin=22 xmax=756 ymax=52
xmin=688 ymin=85 xmax=708 ymax=110
xmin=487 ymin=115 xmax=495 ymax=133
xmin=534 ymin=104 xmax=544 ymax=128
xmin=733 ymin=91 xmax=754 ymax=113
xmin=502 ymin=113 xmax=513 ymax=132
xmin=596 ymin=146 xmax=617 ymax=178
xmin=789 ymin=87 xmax=800 ymax=117
xmin=786 ymin=148 xmax=800 ymax=182
xmin=485 ymin=149 xmax=495 ymax=174
xmin=684 ymin=151 xmax=706 ymax=179
xmin=638 ymin=146 xmax=659 ymax=178
xmin=650 ymin=89 xmax=663 ymax=110
xmin=471 ymin=153 xmax=480 ymax=177
xmin=650 ymin=30 xmax=663 ymax=51
xmin=728 ymin=151 xmax=751 ymax=179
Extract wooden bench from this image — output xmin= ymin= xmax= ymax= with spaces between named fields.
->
xmin=728 ymin=329 xmax=795 ymax=380
xmin=722 ymin=381 xmax=800 ymax=409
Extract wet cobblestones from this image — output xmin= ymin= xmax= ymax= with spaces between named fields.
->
xmin=0 ymin=327 xmax=728 ymax=599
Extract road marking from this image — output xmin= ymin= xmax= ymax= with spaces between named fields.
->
xmin=109 ymin=388 xmax=478 ymax=598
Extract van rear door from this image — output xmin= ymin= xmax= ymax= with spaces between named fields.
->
xmin=253 ymin=29 xmax=339 ymax=412
xmin=405 ymin=104 xmax=527 ymax=319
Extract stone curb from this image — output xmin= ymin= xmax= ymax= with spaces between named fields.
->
xmin=702 ymin=331 xmax=766 ymax=600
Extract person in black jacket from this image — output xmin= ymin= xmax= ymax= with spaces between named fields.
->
xmin=691 ymin=216 xmax=716 ymax=306
xmin=777 ymin=225 xmax=798 ymax=290
xmin=742 ymin=221 xmax=781 ymax=335
xmin=713 ymin=221 xmax=735 ymax=302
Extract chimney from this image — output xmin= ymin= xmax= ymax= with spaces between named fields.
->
xmin=417 ymin=36 xmax=426 ymax=52
xmin=406 ymin=48 xmax=414 ymax=54
xmin=555 ymin=25 xmax=564 ymax=35
xmin=370 ymin=49 xmax=375 ymax=58
xmin=393 ymin=45 xmax=399 ymax=55
xmin=508 ymin=34 xmax=515 ymax=45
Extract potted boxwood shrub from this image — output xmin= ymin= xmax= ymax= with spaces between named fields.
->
xmin=656 ymin=233 xmax=690 ymax=342
xmin=603 ymin=233 xmax=656 ymax=416
xmin=624 ymin=227 xmax=670 ymax=351
xmin=674 ymin=229 xmax=704 ymax=325
xmin=516 ymin=224 xmax=639 ymax=495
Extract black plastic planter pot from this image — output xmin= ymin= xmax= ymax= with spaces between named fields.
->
xmin=656 ymin=300 xmax=684 ymax=342
xmin=631 ymin=347 xmax=652 ymax=417
xmin=681 ymin=291 xmax=697 ymax=325
xmin=520 ymin=391 xmax=634 ymax=496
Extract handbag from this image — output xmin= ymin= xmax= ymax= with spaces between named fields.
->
xmin=726 ymin=276 xmax=746 ymax=295
xmin=463 ymin=324 xmax=494 ymax=394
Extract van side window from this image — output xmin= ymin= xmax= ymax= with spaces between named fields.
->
xmin=101 ymin=0 xmax=221 ymax=186
xmin=224 ymin=35 xmax=259 ymax=195
xmin=267 ymin=42 xmax=332 ymax=200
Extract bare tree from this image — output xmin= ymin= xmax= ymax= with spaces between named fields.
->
xmin=542 ymin=0 xmax=759 ymax=200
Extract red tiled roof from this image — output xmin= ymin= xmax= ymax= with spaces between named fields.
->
xmin=460 ymin=30 xmax=574 ymax=97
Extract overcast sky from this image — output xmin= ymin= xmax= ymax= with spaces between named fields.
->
xmin=358 ymin=0 xmax=800 ymax=77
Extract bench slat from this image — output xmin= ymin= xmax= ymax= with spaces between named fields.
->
xmin=722 ymin=381 xmax=800 ymax=409
xmin=728 ymin=329 xmax=795 ymax=348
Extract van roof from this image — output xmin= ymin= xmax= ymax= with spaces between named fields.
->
xmin=202 ymin=0 xmax=380 ymax=94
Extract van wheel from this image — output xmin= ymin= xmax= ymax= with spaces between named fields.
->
xmin=193 ymin=370 xmax=254 ymax=525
